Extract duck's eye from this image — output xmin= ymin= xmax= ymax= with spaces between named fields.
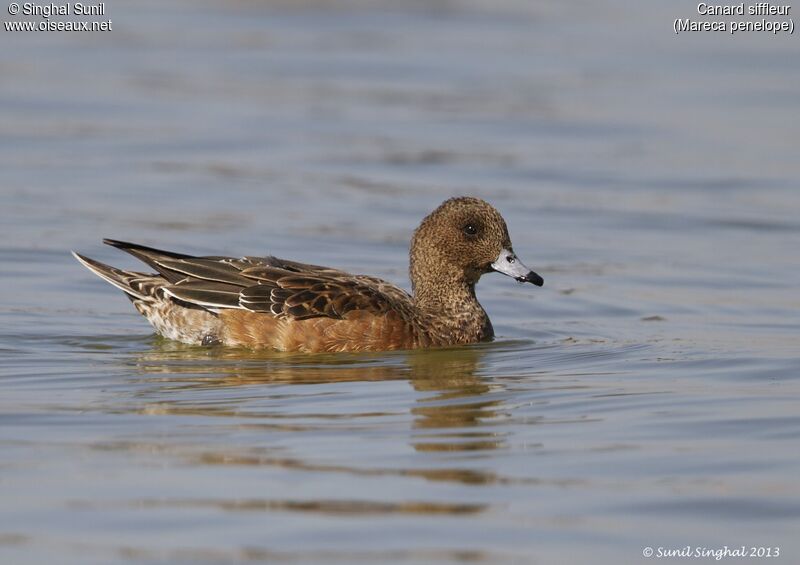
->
xmin=463 ymin=224 xmax=478 ymax=236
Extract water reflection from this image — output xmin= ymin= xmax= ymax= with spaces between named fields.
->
xmin=406 ymin=349 xmax=506 ymax=453
xmin=112 ymin=342 xmax=534 ymax=490
xmin=131 ymin=342 xmax=502 ymax=451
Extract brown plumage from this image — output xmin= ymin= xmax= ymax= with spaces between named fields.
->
xmin=73 ymin=197 xmax=543 ymax=352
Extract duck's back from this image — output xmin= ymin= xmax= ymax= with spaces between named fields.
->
xmin=209 ymin=261 xmax=423 ymax=352
xmin=75 ymin=240 xmax=423 ymax=352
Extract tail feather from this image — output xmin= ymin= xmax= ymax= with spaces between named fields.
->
xmin=102 ymin=239 xmax=193 ymax=283
xmin=72 ymin=251 xmax=152 ymax=301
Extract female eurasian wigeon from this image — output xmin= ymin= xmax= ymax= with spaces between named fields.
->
xmin=73 ymin=197 xmax=543 ymax=352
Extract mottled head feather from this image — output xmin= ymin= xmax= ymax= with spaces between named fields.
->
xmin=410 ymin=197 xmax=513 ymax=301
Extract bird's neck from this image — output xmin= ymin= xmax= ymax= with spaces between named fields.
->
xmin=412 ymin=278 xmax=493 ymax=346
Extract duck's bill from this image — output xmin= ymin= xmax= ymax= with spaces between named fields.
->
xmin=491 ymin=248 xmax=544 ymax=286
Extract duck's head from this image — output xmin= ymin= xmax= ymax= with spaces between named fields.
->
xmin=410 ymin=197 xmax=543 ymax=297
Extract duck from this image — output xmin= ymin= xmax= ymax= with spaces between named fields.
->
xmin=73 ymin=196 xmax=543 ymax=352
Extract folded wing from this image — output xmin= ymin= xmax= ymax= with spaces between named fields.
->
xmin=104 ymin=239 xmax=412 ymax=320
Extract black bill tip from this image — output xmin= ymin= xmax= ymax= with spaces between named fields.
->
xmin=516 ymin=271 xmax=544 ymax=286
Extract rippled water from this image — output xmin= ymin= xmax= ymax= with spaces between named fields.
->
xmin=2 ymin=1 xmax=799 ymax=563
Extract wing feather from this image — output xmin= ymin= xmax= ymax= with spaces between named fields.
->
xmin=164 ymin=280 xmax=244 ymax=309
xmin=99 ymin=241 xmax=413 ymax=321
xmin=238 ymin=284 xmax=277 ymax=313
xmin=156 ymin=258 xmax=255 ymax=286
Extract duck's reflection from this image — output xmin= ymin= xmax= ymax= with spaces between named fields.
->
xmin=405 ymin=348 xmax=506 ymax=452
xmin=131 ymin=340 xmax=506 ymax=454
xmin=98 ymin=340 xmax=569 ymax=523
